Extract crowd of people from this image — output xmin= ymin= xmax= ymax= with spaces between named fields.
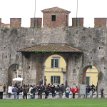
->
xmin=0 ymin=83 xmax=104 ymax=99
xmin=86 ymin=84 xmax=104 ymax=98
xmin=6 ymin=83 xmax=79 ymax=99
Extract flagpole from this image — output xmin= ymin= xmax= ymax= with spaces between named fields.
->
xmin=34 ymin=0 xmax=36 ymax=18
xmin=33 ymin=0 xmax=36 ymax=27
xmin=76 ymin=0 xmax=78 ymax=26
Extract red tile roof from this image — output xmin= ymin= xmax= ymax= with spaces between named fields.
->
xmin=42 ymin=7 xmax=70 ymax=13
xmin=19 ymin=43 xmax=82 ymax=53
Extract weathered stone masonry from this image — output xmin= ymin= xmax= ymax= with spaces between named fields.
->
xmin=0 ymin=7 xmax=107 ymax=93
xmin=0 ymin=27 xmax=107 ymax=91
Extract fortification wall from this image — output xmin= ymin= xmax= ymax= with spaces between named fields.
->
xmin=0 ymin=27 xmax=107 ymax=91
xmin=66 ymin=27 xmax=107 ymax=88
xmin=0 ymin=17 xmax=107 ymax=28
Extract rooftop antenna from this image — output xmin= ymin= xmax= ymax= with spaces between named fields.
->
xmin=76 ymin=0 xmax=78 ymax=26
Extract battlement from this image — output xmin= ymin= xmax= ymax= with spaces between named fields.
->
xmin=0 ymin=7 xmax=107 ymax=28
xmin=0 ymin=18 xmax=42 ymax=28
xmin=0 ymin=17 xmax=107 ymax=28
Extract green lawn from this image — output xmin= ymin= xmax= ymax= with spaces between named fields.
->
xmin=0 ymin=99 xmax=107 ymax=107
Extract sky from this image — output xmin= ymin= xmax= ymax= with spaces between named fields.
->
xmin=0 ymin=0 xmax=107 ymax=27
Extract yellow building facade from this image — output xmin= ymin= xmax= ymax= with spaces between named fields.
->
xmin=86 ymin=66 xmax=98 ymax=86
xmin=44 ymin=54 xmax=66 ymax=85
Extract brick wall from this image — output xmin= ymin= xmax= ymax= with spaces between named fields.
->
xmin=30 ymin=18 xmax=42 ymax=28
xmin=72 ymin=18 xmax=84 ymax=27
xmin=10 ymin=18 xmax=21 ymax=28
xmin=94 ymin=18 xmax=107 ymax=27
xmin=43 ymin=13 xmax=69 ymax=28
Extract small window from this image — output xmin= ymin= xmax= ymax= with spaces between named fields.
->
xmin=51 ymin=15 xmax=56 ymax=21
xmin=51 ymin=76 xmax=60 ymax=84
xmin=51 ymin=58 xmax=59 ymax=68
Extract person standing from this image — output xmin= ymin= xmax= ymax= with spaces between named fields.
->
xmin=70 ymin=87 xmax=76 ymax=98
xmin=12 ymin=86 xmax=18 ymax=99
xmin=100 ymin=88 xmax=104 ymax=98
xmin=3 ymin=84 xmax=6 ymax=93
xmin=37 ymin=85 xmax=43 ymax=99
xmin=29 ymin=85 xmax=33 ymax=99
xmin=51 ymin=84 xmax=56 ymax=98
xmin=65 ymin=86 xmax=70 ymax=98
xmin=0 ymin=84 xmax=3 ymax=99
xmin=58 ymin=84 xmax=65 ymax=98
xmin=44 ymin=85 xmax=50 ymax=99
xmin=22 ymin=85 xmax=28 ymax=99
xmin=8 ymin=85 xmax=13 ymax=98
xmin=70 ymin=86 xmax=79 ymax=99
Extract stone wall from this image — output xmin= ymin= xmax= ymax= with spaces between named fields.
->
xmin=0 ymin=26 xmax=107 ymax=92
xmin=66 ymin=27 xmax=107 ymax=89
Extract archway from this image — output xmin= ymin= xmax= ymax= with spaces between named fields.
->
xmin=82 ymin=65 xmax=99 ymax=87
xmin=8 ymin=64 xmax=19 ymax=86
xmin=44 ymin=54 xmax=67 ymax=85
xmin=19 ymin=43 xmax=82 ymax=86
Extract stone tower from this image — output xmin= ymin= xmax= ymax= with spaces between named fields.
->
xmin=42 ymin=7 xmax=70 ymax=28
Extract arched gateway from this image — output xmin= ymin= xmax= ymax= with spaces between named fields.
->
xmin=19 ymin=43 xmax=83 ymax=87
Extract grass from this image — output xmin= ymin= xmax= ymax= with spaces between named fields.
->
xmin=0 ymin=99 xmax=107 ymax=107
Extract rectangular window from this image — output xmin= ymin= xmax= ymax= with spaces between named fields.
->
xmin=51 ymin=58 xmax=59 ymax=68
xmin=86 ymin=76 xmax=90 ymax=85
xmin=51 ymin=76 xmax=60 ymax=84
xmin=51 ymin=15 xmax=56 ymax=21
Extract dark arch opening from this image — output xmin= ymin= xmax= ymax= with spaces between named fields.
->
xmin=8 ymin=64 xmax=19 ymax=86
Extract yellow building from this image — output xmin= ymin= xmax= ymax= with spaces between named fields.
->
xmin=44 ymin=54 xmax=98 ymax=86
xmin=86 ymin=66 xmax=98 ymax=86
xmin=44 ymin=54 xmax=66 ymax=85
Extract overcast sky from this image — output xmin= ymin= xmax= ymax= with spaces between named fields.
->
xmin=0 ymin=0 xmax=107 ymax=27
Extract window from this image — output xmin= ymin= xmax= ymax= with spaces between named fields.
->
xmin=18 ymin=75 xmax=21 ymax=78
xmin=86 ymin=76 xmax=90 ymax=85
xmin=51 ymin=76 xmax=60 ymax=84
xmin=51 ymin=15 xmax=56 ymax=21
xmin=51 ymin=58 xmax=59 ymax=68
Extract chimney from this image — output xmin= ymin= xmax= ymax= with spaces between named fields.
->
xmin=30 ymin=18 xmax=42 ymax=28
xmin=10 ymin=18 xmax=21 ymax=28
xmin=94 ymin=18 xmax=107 ymax=27
xmin=72 ymin=18 xmax=84 ymax=27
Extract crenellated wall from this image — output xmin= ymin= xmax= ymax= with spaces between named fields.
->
xmin=0 ymin=17 xmax=107 ymax=28
xmin=0 ymin=7 xmax=107 ymax=93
